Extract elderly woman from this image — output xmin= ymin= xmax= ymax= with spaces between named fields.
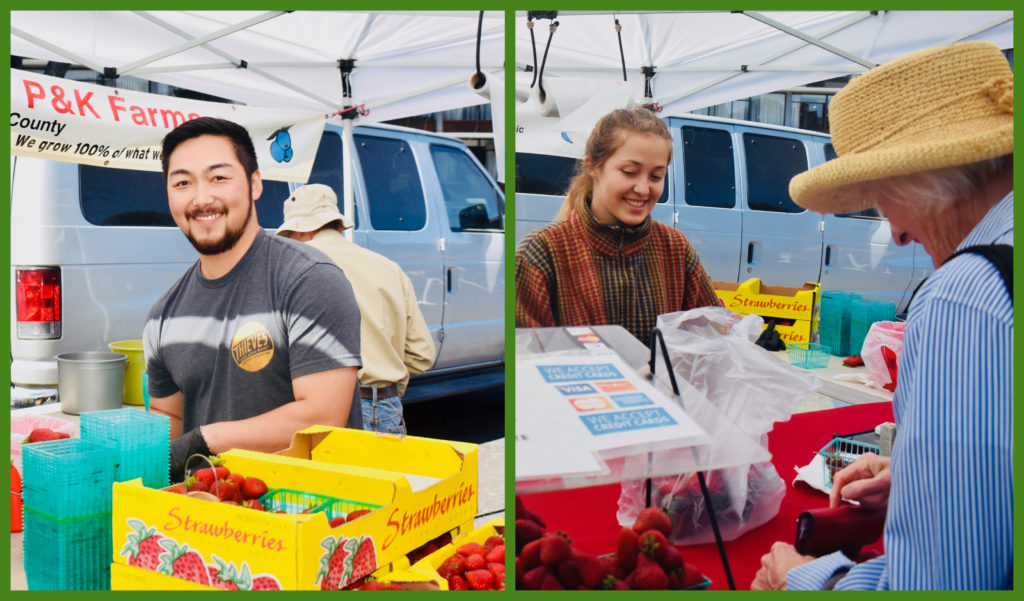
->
xmin=753 ymin=42 xmax=1012 ymax=590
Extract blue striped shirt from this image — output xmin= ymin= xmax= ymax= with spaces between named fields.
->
xmin=788 ymin=192 xmax=1014 ymax=590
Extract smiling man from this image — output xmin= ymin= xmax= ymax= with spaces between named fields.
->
xmin=144 ymin=117 xmax=363 ymax=481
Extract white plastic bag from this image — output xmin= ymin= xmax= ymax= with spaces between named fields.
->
xmin=860 ymin=321 xmax=905 ymax=390
xmin=617 ymin=307 xmax=819 ymax=544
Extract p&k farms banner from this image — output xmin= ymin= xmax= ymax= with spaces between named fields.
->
xmin=11 ymin=70 xmax=326 ymax=182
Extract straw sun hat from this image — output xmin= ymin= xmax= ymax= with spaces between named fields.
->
xmin=276 ymin=183 xmax=350 ymax=236
xmin=790 ymin=41 xmax=1013 ymax=214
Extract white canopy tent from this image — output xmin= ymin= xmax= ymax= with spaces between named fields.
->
xmin=11 ymin=10 xmax=506 ymax=219
xmin=514 ymin=10 xmax=1013 ymax=157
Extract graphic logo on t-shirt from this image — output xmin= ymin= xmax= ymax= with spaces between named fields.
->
xmin=231 ymin=321 xmax=275 ymax=372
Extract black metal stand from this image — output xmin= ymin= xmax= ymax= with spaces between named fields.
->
xmin=648 ymin=328 xmax=736 ymax=590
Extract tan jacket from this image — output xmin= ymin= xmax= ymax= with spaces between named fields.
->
xmin=306 ymin=229 xmax=436 ymax=395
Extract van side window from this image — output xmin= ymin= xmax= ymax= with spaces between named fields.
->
xmin=743 ymin=133 xmax=807 ymax=213
xmin=682 ymin=126 xmax=735 ymax=208
xmin=304 ymin=132 xmax=356 ymax=228
xmin=515 ymin=153 xmax=577 ymax=195
xmin=430 ymin=145 xmax=503 ymax=231
xmin=79 ymin=165 xmax=288 ymax=228
xmin=355 ymin=135 xmax=427 ymax=231
xmin=825 ymin=143 xmax=880 ymax=219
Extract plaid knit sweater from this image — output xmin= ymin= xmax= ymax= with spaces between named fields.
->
xmin=516 ymin=205 xmax=720 ymax=344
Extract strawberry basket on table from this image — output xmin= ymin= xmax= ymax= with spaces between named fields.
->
xmin=817 ymin=430 xmax=880 ymax=491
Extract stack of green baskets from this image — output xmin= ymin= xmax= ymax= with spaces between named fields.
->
xmin=818 ymin=291 xmax=861 ymax=356
xmin=849 ymin=299 xmax=896 ymax=356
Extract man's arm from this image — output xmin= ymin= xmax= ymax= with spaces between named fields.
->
xmin=199 ymin=366 xmax=358 ymax=454
xmin=150 ymin=391 xmax=184 ymax=439
xmin=402 ymin=272 xmax=437 ymax=375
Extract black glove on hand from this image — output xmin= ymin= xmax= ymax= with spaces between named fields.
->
xmin=169 ymin=427 xmax=211 ymax=483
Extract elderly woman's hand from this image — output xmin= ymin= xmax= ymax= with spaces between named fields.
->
xmin=750 ymin=542 xmax=815 ymax=590
xmin=828 ymin=452 xmax=891 ymax=509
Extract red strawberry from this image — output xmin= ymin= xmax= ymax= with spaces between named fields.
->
xmin=484 ymin=535 xmax=505 ymax=551
xmin=245 ymin=499 xmax=266 ymax=511
xmin=241 ymin=477 xmax=268 ymax=500
xmin=464 ymin=553 xmax=486 ymax=571
xmin=639 ymin=529 xmax=670 ymax=562
xmin=540 ymin=573 xmax=564 ymax=590
xmin=667 ymin=570 xmax=683 ymax=589
xmin=610 ymin=577 xmax=630 ymax=590
xmin=211 ymin=479 xmax=237 ymax=502
xmin=447 ymin=574 xmax=469 ymax=590
xmin=185 ymin=476 xmax=209 ymax=493
xmin=226 ymin=472 xmax=245 ymax=488
xmin=24 ymin=428 xmax=69 ymax=443
xmin=603 ymin=553 xmax=625 ymax=579
xmin=519 ymin=538 xmax=543 ymax=570
xmin=616 ymin=527 xmax=640 ymax=573
xmin=515 ymin=495 xmax=546 ymax=528
xmin=659 ymin=543 xmax=684 ymax=574
xmin=316 ymin=535 xmax=356 ymax=590
xmin=515 ymin=557 xmax=524 ymax=583
xmin=487 ymin=562 xmax=505 ymax=576
xmin=484 ymin=544 xmax=505 ymax=564
xmin=681 ymin=562 xmax=705 ymax=588
xmin=164 ymin=483 xmax=187 ymax=495
xmin=437 ymin=554 xmax=466 ymax=580
xmin=572 ymin=549 xmax=610 ymax=589
xmin=539 ymin=532 xmax=571 ymax=566
xmin=515 ymin=519 xmax=544 ymax=553
xmin=250 ymin=574 xmax=282 ymax=591
xmin=632 ymin=507 xmax=672 ymax=537
xmin=465 ymin=568 xmax=496 ymax=591
xmin=520 ymin=565 xmax=550 ymax=590
xmin=349 ymin=535 xmax=377 ymax=580
xmin=157 ymin=539 xmax=211 ymax=586
xmin=555 ymin=557 xmax=581 ymax=589
xmin=328 ymin=516 xmax=347 ymax=528
xmin=120 ymin=518 xmax=164 ymax=572
xmin=193 ymin=461 xmax=228 ymax=486
xmin=626 ymin=553 xmax=668 ymax=590
xmin=457 ymin=541 xmax=488 ymax=557
xmin=346 ymin=508 xmax=372 ymax=522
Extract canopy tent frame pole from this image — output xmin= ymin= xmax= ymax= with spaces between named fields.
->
xmin=337 ymin=58 xmax=358 ymax=241
xmin=117 ymin=11 xmax=289 ymax=76
xmin=132 ymin=11 xmax=338 ymax=111
xmin=738 ymin=11 xmax=877 ymax=69
xmin=11 ymin=27 xmax=106 ymax=75
xmin=656 ymin=11 xmax=875 ymax=109
xmin=939 ymin=13 xmax=1013 ymax=45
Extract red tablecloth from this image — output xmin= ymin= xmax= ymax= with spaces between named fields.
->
xmin=519 ymin=402 xmax=895 ymax=590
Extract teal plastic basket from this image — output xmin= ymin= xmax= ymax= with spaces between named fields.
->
xmin=819 ymin=291 xmax=861 ymax=356
xmin=23 ymin=508 xmax=111 ymax=590
xmin=788 ymin=342 xmax=831 ymax=369
xmin=319 ymin=497 xmax=381 ymax=522
xmin=257 ymin=488 xmax=341 ymax=514
xmin=22 ymin=438 xmax=115 ymax=519
xmin=818 ymin=436 xmax=881 ymax=490
xmin=80 ymin=409 xmax=170 ymax=488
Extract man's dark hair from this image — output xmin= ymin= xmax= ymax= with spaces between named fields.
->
xmin=161 ymin=117 xmax=259 ymax=180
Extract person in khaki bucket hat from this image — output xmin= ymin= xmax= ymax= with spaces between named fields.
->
xmin=277 ymin=184 xmax=436 ymax=435
xmin=754 ymin=42 xmax=1012 ymax=591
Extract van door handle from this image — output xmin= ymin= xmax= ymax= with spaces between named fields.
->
xmin=446 ymin=268 xmax=453 ymax=292
xmin=747 ymin=242 xmax=754 ymax=264
xmin=824 ymin=246 xmax=832 ymax=267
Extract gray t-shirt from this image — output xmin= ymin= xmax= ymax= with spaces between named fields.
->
xmin=144 ymin=231 xmax=363 ymax=433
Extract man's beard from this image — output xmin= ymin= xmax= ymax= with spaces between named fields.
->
xmin=185 ymin=196 xmax=254 ymax=256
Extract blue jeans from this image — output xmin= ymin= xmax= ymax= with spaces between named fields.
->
xmin=361 ymin=393 xmax=405 ymax=435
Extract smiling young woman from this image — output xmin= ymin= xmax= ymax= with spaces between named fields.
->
xmin=515 ymin=107 xmax=720 ymax=344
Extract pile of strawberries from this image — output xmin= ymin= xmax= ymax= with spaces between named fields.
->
xmin=166 ymin=457 xmax=269 ymax=510
xmin=436 ymin=536 xmax=506 ymax=590
xmin=515 ymin=497 xmax=707 ymax=590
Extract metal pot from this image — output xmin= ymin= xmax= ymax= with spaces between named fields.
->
xmin=56 ymin=351 xmax=127 ymax=415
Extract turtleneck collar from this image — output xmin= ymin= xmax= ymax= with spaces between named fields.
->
xmin=571 ymin=200 xmax=653 ymax=256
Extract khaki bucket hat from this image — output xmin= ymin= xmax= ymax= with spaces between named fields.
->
xmin=276 ymin=183 xmax=349 ymax=236
xmin=790 ymin=41 xmax=1013 ymax=214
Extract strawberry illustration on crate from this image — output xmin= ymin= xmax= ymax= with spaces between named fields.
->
xmin=207 ymin=554 xmax=283 ymax=591
xmin=158 ymin=538 xmax=212 ymax=587
xmin=316 ymin=535 xmax=358 ymax=590
xmin=120 ymin=518 xmax=165 ymax=572
xmin=349 ymin=535 xmax=378 ymax=582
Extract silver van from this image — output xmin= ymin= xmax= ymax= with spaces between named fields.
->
xmin=515 ymin=113 xmax=932 ymax=312
xmin=11 ymin=122 xmax=505 ymax=402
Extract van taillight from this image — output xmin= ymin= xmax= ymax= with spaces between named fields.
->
xmin=15 ymin=267 xmax=62 ymax=339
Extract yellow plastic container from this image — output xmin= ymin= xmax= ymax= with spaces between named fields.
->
xmin=108 ymin=340 xmax=144 ymax=406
